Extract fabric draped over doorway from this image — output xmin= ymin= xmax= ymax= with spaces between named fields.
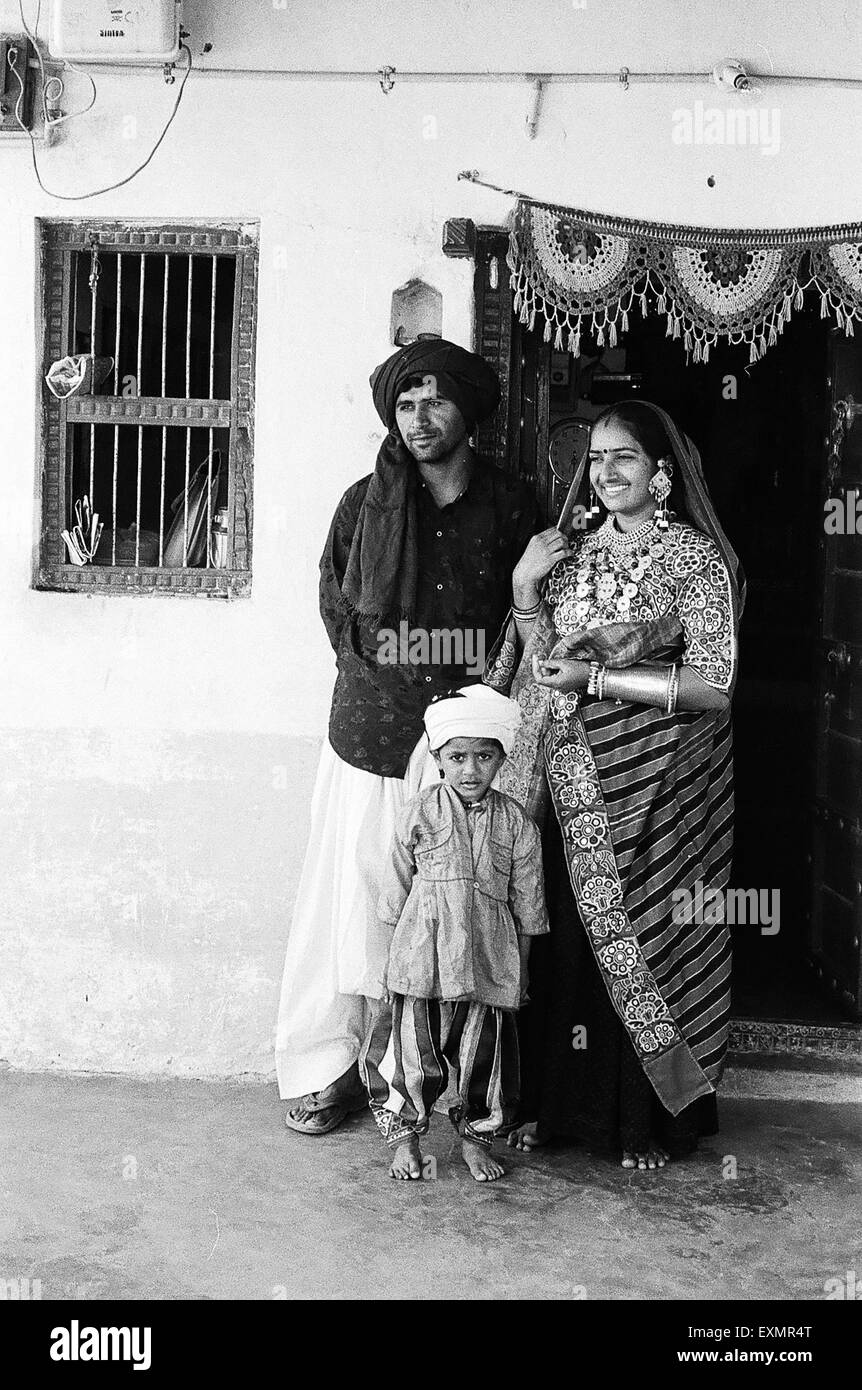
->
xmin=508 ymin=198 xmax=862 ymax=364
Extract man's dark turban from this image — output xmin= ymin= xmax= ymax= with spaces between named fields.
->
xmin=370 ymin=338 xmax=501 ymax=432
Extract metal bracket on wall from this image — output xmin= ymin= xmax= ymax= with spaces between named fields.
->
xmin=525 ymin=78 xmax=545 ymax=139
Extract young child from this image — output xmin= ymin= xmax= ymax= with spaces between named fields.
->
xmin=360 ymin=684 xmax=548 ymax=1183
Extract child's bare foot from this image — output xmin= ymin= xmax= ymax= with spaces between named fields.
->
xmin=462 ymin=1137 xmax=504 ymax=1181
xmin=506 ymin=1121 xmax=545 ymax=1151
xmin=389 ymin=1134 xmax=423 ymax=1180
xmin=621 ymin=1142 xmax=669 ymax=1171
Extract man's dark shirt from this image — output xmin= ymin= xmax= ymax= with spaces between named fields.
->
xmin=320 ymin=460 xmax=538 ymax=777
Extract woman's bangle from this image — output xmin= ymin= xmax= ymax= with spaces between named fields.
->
xmin=601 ymin=667 xmax=670 ymax=706
xmin=666 ymin=663 xmax=680 ymax=715
xmin=587 ymin=664 xmax=609 ymax=699
xmin=512 ymin=600 xmax=541 ymax=620
xmin=590 ymin=664 xmax=681 ymax=709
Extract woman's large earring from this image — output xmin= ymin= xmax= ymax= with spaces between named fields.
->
xmin=588 ymin=486 xmax=601 ymax=520
xmin=648 ymin=458 xmax=673 ymax=530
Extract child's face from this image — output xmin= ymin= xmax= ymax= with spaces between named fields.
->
xmin=434 ymin=737 xmax=505 ymax=802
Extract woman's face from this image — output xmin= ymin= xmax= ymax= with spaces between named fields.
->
xmin=588 ymin=418 xmax=663 ymax=523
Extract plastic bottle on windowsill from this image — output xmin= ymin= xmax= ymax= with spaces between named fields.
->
xmin=209 ymin=508 xmax=229 ymax=568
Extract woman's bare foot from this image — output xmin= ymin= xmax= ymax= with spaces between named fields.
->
xmin=389 ymin=1134 xmax=423 ymax=1180
xmin=506 ymin=1121 xmax=545 ymax=1152
xmin=462 ymin=1138 xmax=505 ymax=1181
xmin=621 ymin=1142 xmax=670 ymax=1171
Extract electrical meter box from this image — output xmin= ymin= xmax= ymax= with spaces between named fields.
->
xmin=49 ymin=1 xmax=182 ymax=65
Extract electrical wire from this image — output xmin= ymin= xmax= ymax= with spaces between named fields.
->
xmin=43 ymin=72 xmax=65 ymax=107
xmin=46 ymin=63 xmax=98 ymax=128
xmin=9 ymin=44 xmax=27 ymax=133
xmin=9 ymin=37 xmax=193 ymax=201
xmin=18 ymin=0 xmax=95 ymax=128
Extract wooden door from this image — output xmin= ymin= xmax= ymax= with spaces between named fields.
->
xmin=471 ymin=227 xmax=551 ymax=513
xmin=809 ymin=331 xmax=862 ymax=1019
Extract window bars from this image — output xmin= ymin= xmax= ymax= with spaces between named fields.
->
xmin=38 ymin=222 xmax=258 ymax=598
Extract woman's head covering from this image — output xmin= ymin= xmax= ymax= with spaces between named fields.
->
xmin=424 ymin=684 xmax=522 ymax=755
xmin=558 ymin=399 xmax=746 ymax=616
xmin=370 ymin=338 xmax=501 ymax=432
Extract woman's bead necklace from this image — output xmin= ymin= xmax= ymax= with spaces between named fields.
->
xmin=569 ymin=515 xmax=666 ymax=625
xmin=599 ymin=514 xmax=657 ymax=553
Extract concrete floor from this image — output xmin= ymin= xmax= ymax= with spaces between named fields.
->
xmin=1 ymin=1069 xmax=859 ymax=1301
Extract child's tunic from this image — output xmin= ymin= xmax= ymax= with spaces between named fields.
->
xmin=378 ymin=781 xmax=549 ymax=1010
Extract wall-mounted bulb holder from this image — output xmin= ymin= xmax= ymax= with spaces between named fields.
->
xmin=712 ymin=60 xmax=752 ymax=92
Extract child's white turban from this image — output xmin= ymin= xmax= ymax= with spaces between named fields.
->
xmin=423 ymin=684 xmax=522 ymax=755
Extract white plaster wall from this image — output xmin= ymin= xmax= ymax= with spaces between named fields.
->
xmin=0 ymin=0 xmax=859 ymax=1074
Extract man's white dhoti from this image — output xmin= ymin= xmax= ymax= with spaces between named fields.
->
xmin=275 ymin=734 xmax=438 ymax=1100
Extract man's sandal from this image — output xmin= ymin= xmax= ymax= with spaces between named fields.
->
xmin=284 ymin=1091 xmax=367 ymax=1135
xmin=294 ymin=1088 xmax=333 ymax=1113
xmin=294 ymin=1068 xmax=362 ymax=1112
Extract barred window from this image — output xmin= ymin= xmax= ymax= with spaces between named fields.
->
xmin=37 ymin=220 xmax=259 ymax=598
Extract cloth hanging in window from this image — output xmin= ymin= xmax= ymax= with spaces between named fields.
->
xmin=507 ymin=198 xmax=862 ymax=364
xmin=163 ymin=451 xmax=222 ymax=568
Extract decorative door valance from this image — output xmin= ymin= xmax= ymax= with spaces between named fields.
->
xmin=509 ymin=199 xmax=862 ymax=364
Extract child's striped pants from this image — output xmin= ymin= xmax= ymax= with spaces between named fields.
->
xmin=360 ymin=995 xmax=520 ymax=1148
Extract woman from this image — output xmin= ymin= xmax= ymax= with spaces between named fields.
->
xmin=486 ymin=400 xmax=744 ymax=1170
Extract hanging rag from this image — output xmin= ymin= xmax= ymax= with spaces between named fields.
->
xmin=163 ymin=451 xmax=222 ymax=568
xmin=45 ymin=354 xmax=114 ymax=400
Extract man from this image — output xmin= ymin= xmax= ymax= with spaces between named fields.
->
xmin=276 ymin=338 xmax=538 ymax=1134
